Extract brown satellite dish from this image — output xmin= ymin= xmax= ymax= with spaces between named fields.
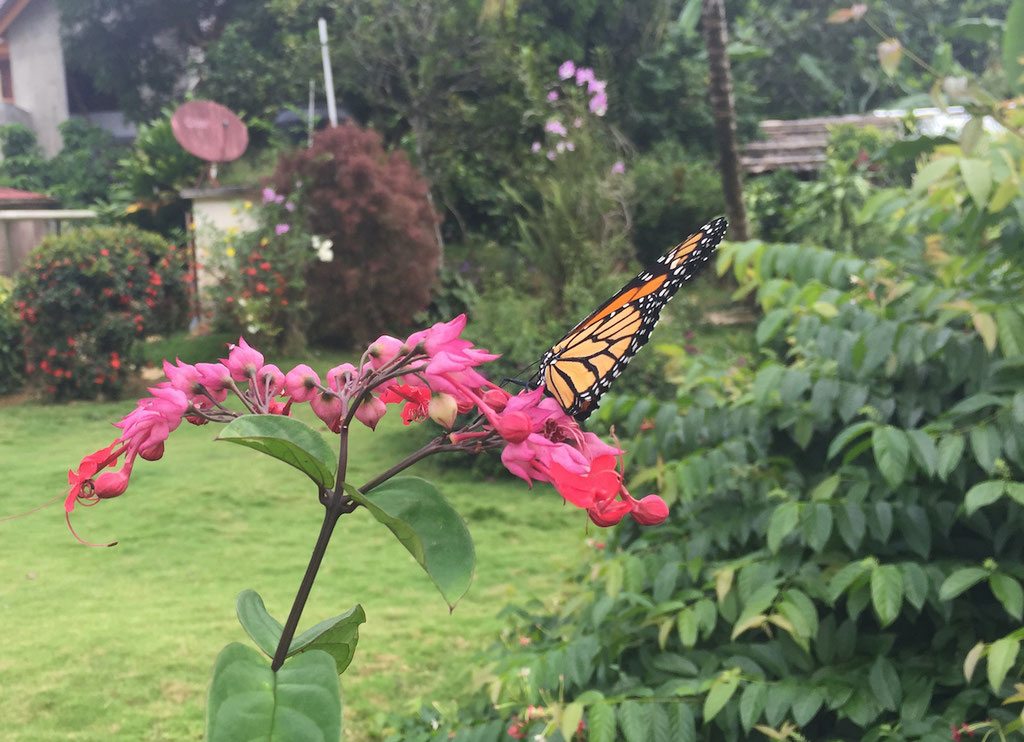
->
xmin=171 ymin=100 xmax=248 ymax=164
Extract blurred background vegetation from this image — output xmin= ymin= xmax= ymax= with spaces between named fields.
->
xmin=2 ymin=0 xmax=1024 ymax=740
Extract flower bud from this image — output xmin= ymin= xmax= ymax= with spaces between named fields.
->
xmin=496 ymin=411 xmax=532 ymax=444
xmin=355 ymin=396 xmax=387 ymax=431
xmin=428 ymin=392 xmax=459 ymax=429
xmin=631 ymin=494 xmax=669 ymax=525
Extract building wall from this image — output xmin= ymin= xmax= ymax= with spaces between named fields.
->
xmin=7 ymin=0 xmax=70 ymax=156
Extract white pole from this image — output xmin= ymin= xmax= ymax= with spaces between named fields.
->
xmin=318 ymin=18 xmax=338 ymax=127
xmin=307 ymin=79 xmax=315 ymax=146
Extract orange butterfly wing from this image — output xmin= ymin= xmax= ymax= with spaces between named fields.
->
xmin=533 ymin=217 xmax=728 ymax=420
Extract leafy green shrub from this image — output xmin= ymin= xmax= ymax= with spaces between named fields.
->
xmin=269 ymin=123 xmax=440 ymax=346
xmin=385 ymin=227 xmax=1024 ymax=740
xmin=0 ymin=124 xmax=49 ymax=193
xmin=12 ymin=225 xmax=190 ymax=400
xmin=631 ymin=141 xmax=726 ymax=266
xmin=0 ymin=277 xmax=24 ymax=395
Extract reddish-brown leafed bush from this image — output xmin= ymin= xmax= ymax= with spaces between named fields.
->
xmin=271 ymin=124 xmax=439 ymax=345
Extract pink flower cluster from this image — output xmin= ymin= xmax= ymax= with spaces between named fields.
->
xmin=532 ymin=60 xmax=610 ymax=161
xmin=66 ymin=315 xmax=668 ymax=536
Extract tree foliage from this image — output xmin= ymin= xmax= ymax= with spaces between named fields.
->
xmin=270 ymin=123 xmax=439 ymax=345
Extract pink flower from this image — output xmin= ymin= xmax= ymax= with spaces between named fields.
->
xmin=632 ymin=495 xmax=669 ymax=525
xmin=310 ymin=390 xmax=343 ymax=432
xmin=588 ymin=78 xmax=606 ymax=96
xmin=285 ymin=364 xmax=321 ymax=402
xmin=367 ymin=334 xmax=406 ymax=370
xmin=195 ymin=362 xmax=232 ymax=395
xmin=222 ymin=338 xmax=265 ymax=382
xmin=531 ymin=141 xmax=541 ymax=153
xmin=549 ymin=455 xmax=620 ymax=508
xmin=275 ymin=224 xmax=290 ymax=235
xmin=354 ymin=395 xmax=387 ymax=430
xmin=546 ymin=151 xmax=556 ymax=161
xmin=261 ymin=187 xmax=277 ymax=204
xmin=575 ymin=67 xmax=595 ymax=86
xmin=589 ymin=92 xmax=608 ymax=116
xmin=285 ymin=201 xmax=295 ymax=212
xmin=380 ymin=384 xmax=432 ymax=425
xmin=610 ymin=160 xmax=625 ymax=175
xmin=254 ymin=363 xmax=286 ymax=397
xmin=557 ymin=60 xmax=576 ymax=80
xmin=573 ymin=118 xmax=582 ymax=128
xmin=546 ymin=90 xmax=559 ymax=102
xmin=544 ymin=119 xmax=567 ymax=137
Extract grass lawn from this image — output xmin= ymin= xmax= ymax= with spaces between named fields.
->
xmin=0 ymin=389 xmax=591 ymax=741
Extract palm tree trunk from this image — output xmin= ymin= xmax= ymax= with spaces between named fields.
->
xmin=702 ymin=0 xmax=750 ymax=241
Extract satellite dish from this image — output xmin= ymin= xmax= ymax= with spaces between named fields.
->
xmin=171 ymin=101 xmax=248 ymax=183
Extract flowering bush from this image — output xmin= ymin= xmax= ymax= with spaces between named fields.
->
xmin=512 ymin=60 xmax=632 ymax=316
xmin=12 ymin=225 xmax=190 ymax=400
xmin=270 ymin=123 xmax=440 ymax=346
xmin=63 ymin=314 xmax=669 ymax=739
xmin=205 ymin=186 xmax=320 ymax=352
xmin=0 ymin=277 xmax=23 ymax=396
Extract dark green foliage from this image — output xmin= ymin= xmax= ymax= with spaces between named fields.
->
xmin=0 ymin=121 xmax=125 ymax=207
xmin=631 ymin=141 xmax=726 ymax=265
xmin=12 ymin=226 xmax=190 ymax=400
xmin=0 ymin=278 xmax=24 ymax=396
xmin=384 ymin=227 xmax=1024 ymax=740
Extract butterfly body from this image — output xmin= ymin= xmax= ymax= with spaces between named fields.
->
xmin=531 ymin=217 xmax=728 ymax=421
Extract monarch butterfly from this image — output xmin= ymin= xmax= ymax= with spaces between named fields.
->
xmin=530 ymin=217 xmax=728 ymax=421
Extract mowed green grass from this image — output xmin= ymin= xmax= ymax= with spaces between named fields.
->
xmin=0 ymin=396 xmax=589 ymax=741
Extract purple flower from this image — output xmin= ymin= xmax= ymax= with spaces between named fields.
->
xmin=546 ymin=151 xmax=556 ymax=161
xmin=610 ymin=161 xmax=625 ymax=174
xmin=558 ymin=60 xmax=576 ymax=80
xmin=575 ymin=67 xmax=596 ymax=87
xmin=547 ymin=90 xmax=559 ymax=102
xmin=588 ymin=79 xmax=606 ymax=96
xmin=285 ymin=201 xmax=295 ymax=212
xmin=565 ymin=141 xmax=575 ymax=152
xmin=261 ymin=187 xmax=277 ymax=204
xmin=531 ymin=141 xmax=542 ymax=153
xmin=275 ymin=224 xmax=290 ymax=235
xmin=573 ymin=118 xmax=583 ymax=128
xmin=589 ymin=92 xmax=608 ymax=116
xmin=544 ymin=119 xmax=568 ymax=137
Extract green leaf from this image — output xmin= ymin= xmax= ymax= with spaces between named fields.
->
xmin=561 ymin=703 xmax=585 ymax=742
xmin=767 ymin=501 xmax=800 ymax=552
xmin=217 ymin=414 xmax=336 ymax=489
xmin=802 ymin=502 xmax=834 ymax=552
xmin=346 ymin=478 xmax=474 ymax=609
xmin=234 ymin=592 xmax=366 ymax=674
xmin=668 ymin=703 xmax=696 ymax=742
xmin=1013 ymin=391 xmax=1024 ymax=424
xmin=618 ymin=700 xmax=649 ymax=742
xmin=900 ymin=504 xmax=931 ymax=558
xmin=236 ymin=590 xmax=285 ymax=658
xmin=990 ymin=574 xmax=1024 ymax=620
xmin=206 ymin=643 xmax=341 ymax=742
xmin=987 ymin=638 xmax=1020 ymax=691
xmin=677 ymin=608 xmax=699 ymax=648
xmin=938 ymin=567 xmax=990 ymax=600
xmin=836 ymin=500 xmax=867 ymax=551
xmin=900 ymin=562 xmax=930 ymax=611
xmin=854 ymin=322 xmax=896 ymax=375
xmin=960 ymin=158 xmax=993 ymax=207
xmin=965 ymin=480 xmax=1006 ymax=515
xmin=869 ymin=656 xmax=902 ymax=711
xmin=739 ymin=683 xmax=766 ymax=732
xmin=970 ymin=425 xmax=1002 ymax=473
xmin=906 ymin=430 xmax=938 ymax=478
xmin=703 ymin=675 xmax=740 ymax=722
xmin=937 ymin=435 xmax=965 ymax=480
xmin=913 ymin=156 xmax=957 ymax=192
xmin=829 ymin=422 xmax=875 ymax=460
xmin=676 ymin=0 xmax=701 ymax=35
xmin=872 ymin=426 xmax=910 ymax=489
xmin=995 ymin=306 xmax=1024 ymax=357
xmin=588 ymin=703 xmax=616 ymax=742
xmin=828 ymin=560 xmax=871 ymax=604
xmin=291 ymin=605 xmax=366 ymax=674
xmin=754 ymin=365 xmax=786 ymax=406
xmin=757 ymin=309 xmax=790 ymax=346
xmin=1004 ymin=0 xmax=1024 ymax=93
xmin=810 ymin=474 xmax=840 ymax=501
xmin=871 ymin=564 xmax=903 ymax=627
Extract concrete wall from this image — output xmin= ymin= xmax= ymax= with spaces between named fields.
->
xmin=8 ymin=0 xmax=69 ymax=156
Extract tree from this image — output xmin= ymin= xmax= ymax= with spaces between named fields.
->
xmin=701 ymin=0 xmax=749 ymax=240
xmin=56 ymin=0 xmax=244 ymax=121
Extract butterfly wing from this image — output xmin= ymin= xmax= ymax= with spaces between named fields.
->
xmin=532 ymin=217 xmax=728 ymax=421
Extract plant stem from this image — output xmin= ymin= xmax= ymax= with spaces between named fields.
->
xmin=358 ymin=437 xmax=462 ymax=493
xmin=270 ymin=491 xmax=354 ymax=671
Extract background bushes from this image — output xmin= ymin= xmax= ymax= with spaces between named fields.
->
xmin=12 ymin=225 xmax=190 ymax=400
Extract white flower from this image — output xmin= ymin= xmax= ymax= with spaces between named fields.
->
xmin=312 ymin=235 xmax=334 ymax=262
